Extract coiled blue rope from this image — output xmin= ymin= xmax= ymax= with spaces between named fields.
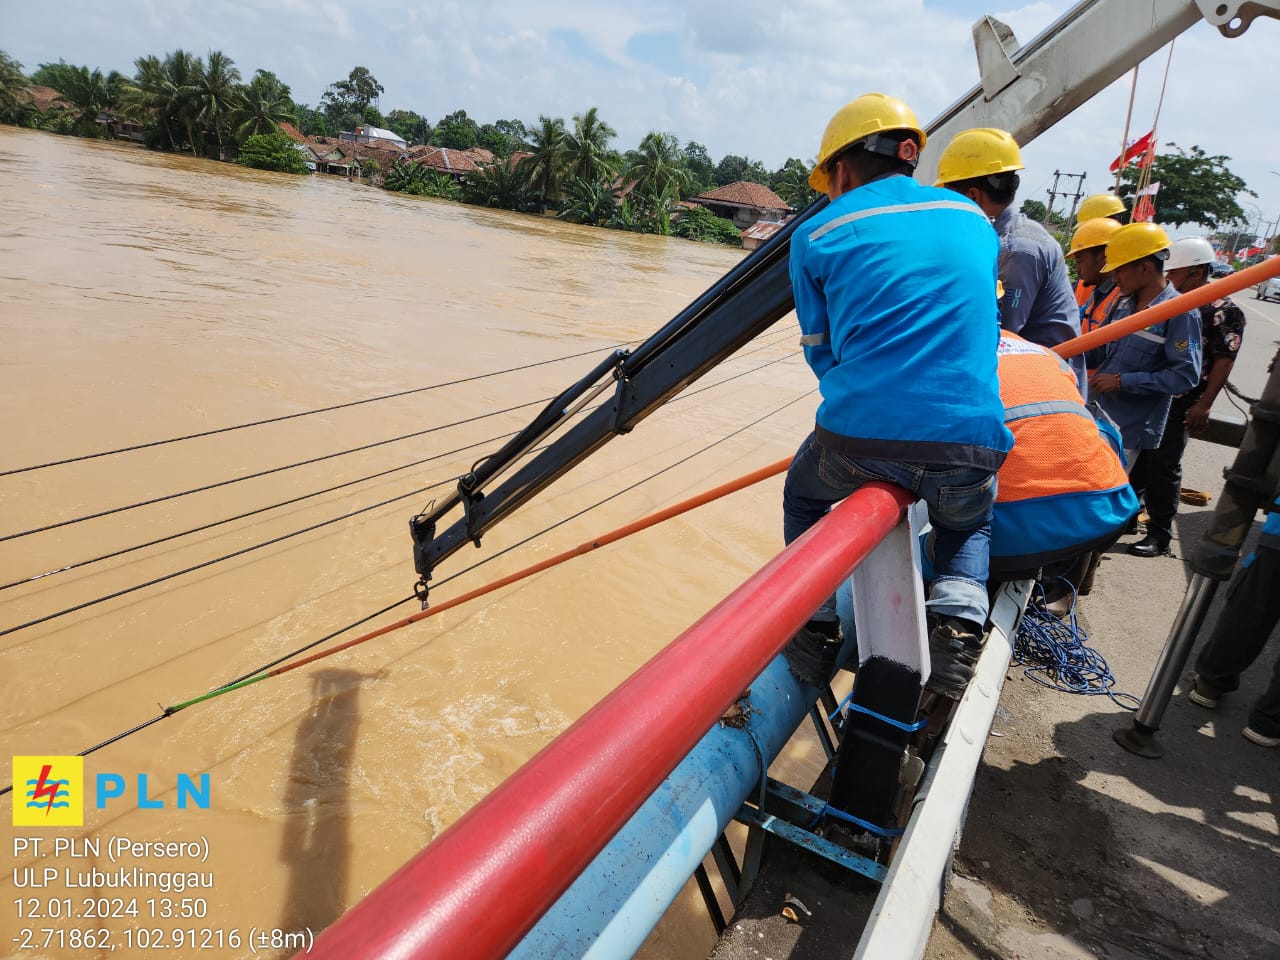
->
xmin=1014 ymin=579 xmax=1140 ymax=710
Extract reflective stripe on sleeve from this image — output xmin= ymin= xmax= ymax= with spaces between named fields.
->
xmin=809 ymin=199 xmax=989 ymax=241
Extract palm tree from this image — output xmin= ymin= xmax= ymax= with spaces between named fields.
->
xmin=564 ymin=107 xmax=618 ymax=186
xmin=187 ymin=50 xmax=241 ymax=159
xmin=0 ymin=50 xmax=31 ymax=122
xmin=623 ymin=131 xmax=691 ymax=234
xmin=462 ymin=159 xmax=535 ymax=211
xmin=48 ymin=64 xmax=114 ymax=135
xmin=517 ymin=114 xmax=568 ymax=213
xmin=233 ymin=70 xmax=295 ymax=143
xmin=558 ymin=177 xmax=617 ymax=226
xmin=125 ymin=50 xmax=202 ymax=153
xmin=773 ymin=158 xmax=818 ymax=210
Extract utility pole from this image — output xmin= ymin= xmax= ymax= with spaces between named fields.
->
xmin=1044 ymin=170 xmax=1086 ymax=233
xmin=1062 ymin=171 xmax=1087 ymax=228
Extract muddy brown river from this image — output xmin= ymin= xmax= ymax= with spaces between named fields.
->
xmin=0 ymin=128 xmax=827 ymax=958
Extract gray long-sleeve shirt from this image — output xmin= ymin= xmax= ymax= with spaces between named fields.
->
xmin=993 ymin=206 xmax=1083 ymax=386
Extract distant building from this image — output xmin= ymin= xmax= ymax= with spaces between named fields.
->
xmin=341 ymin=124 xmax=409 ymax=150
xmin=741 ymin=218 xmax=793 ymax=252
xmin=408 ymin=146 xmax=481 ymax=180
xmin=690 ymin=182 xmax=793 ymax=229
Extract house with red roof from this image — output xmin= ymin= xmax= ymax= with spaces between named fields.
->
xmin=689 ymin=181 xmax=793 ymax=229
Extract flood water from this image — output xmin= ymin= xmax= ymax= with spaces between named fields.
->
xmin=0 ymin=128 xmax=827 ymax=958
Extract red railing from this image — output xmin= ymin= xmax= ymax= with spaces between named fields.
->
xmin=300 ymin=482 xmax=912 ymax=960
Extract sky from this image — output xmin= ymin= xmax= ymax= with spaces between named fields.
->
xmin=4 ymin=0 xmax=1279 ymax=236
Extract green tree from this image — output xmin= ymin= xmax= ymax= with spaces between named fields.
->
xmin=1117 ymin=143 xmax=1252 ymax=228
xmin=494 ymin=118 xmax=529 ymax=149
xmin=681 ymin=141 xmax=715 ymax=197
xmin=234 ymin=69 xmax=295 ymax=143
xmin=385 ymin=108 xmax=429 ymax=144
xmin=0 ymin=50 xmax=32 ymax=123
xmin=565 ymin=106 xmax=618 ymax=185
xmin=476 ymin=123 xmax=512 ymax=157
xmin=558 ymin=177 xmax=617 ymax=226
xmin=623 ymin=131 xmax=691 ymax=234
xmin=293 ymin=103 xmax=330 ymax=137
xmin=384 ymin=159 xmax=428 ymax=193
xmin=463 ymin=159 xmax=536 ymax=211
xmin=672 ymin=205 xmax=742 ymax=246
xmin=491 ymin=119 xmax=527 ymax=147
xmin=771 ymin=157 xmax=817 ymax=209
xmin=432 ymin=109 xmax=479 ymax=149
xmin=35 ymin=62 xmax=117 ymax=135
xmin=321 ymin=66 xmax=383 ymax=132
xmin=237 ymin=131 xmax=309 ymax=173
xmin=188 ymin=50 xmax=241 ymax=158
xmin=124 ymin=50 xmax=202 ymax=152
xmin=518 ymin=114 xmax=568 ymax=212
xmin=1020 ymin=198 xmax=1047 ymax=220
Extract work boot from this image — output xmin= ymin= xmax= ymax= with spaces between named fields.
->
xmin=1188 ymin=675 xmax=1222 ymax=709
xmin=925 ymin=617 xmax=985 ymax=700
xmin=783 ymin=620 xmax=841 ymax=688
xmin=1128 ymin=533 xmax=1170 ymax=557
xmin=1242 ymin=725 xmax=1280 ymax=748
xmin=1122 ymin=515 xmax=1139 ymax=536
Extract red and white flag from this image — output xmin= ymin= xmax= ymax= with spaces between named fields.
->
xmin=1109 ymin=131 xmax=1155 ymax=172
xmin=1136 ymin=181 xmax=1161 ymax=197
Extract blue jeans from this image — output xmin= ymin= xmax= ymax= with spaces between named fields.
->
xmin=782 ymin=433 xmax=996 ymax=628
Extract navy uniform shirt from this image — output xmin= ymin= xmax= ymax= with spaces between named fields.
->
xmin=1088 ymin=282 xmax=1202 ymax=452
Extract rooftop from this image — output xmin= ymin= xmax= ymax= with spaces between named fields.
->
xmin=693 ymin=181 xmax=792 ymax=211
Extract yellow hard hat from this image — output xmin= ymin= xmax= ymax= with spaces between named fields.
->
xmin=1102 ymin=222 xmax=1171 ymax=273
xmin=809 ymin=93 xmax=926 ymax=194
xmin=1077 ymin=193 xmax=1126 ymax=222
xmin=933 ymin=128 xmax=1023 ymax=185
xmin=1067 ymin=217 xmax=1122 ymax=257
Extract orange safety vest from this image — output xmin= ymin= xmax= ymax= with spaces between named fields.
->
xmin=1074 ymin=278 xmax=1090 ymax=308
xmin=1081 ymin=282 xmax=1121 ymax=337
xmin=992 ymin=332 xmax=1137 ymax=569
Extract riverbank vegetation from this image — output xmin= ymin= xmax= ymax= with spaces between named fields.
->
xmin=0 ymin=48 xmax=817 ymax=246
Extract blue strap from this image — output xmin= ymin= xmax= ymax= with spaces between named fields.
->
xmin=822 ymin=802 xmax=906 ymax=838
xmin=829 ymin=695 xmax=927 ymax=733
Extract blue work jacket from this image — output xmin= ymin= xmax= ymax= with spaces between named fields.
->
xmin=1087 ymin=282 xmax=1202 ymax=451
xmin=790 ymin=174 xmax=1012 ymax=471
xmin=993 ymin=207 xmax=1084 ymax=387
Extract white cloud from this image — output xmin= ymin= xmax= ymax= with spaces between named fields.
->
xmin=3 ymin=0 xmax=1277 ymax=221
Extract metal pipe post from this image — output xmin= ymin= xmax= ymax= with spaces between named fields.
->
xmin=1113 ymin=574 xmax=1218 ymax=758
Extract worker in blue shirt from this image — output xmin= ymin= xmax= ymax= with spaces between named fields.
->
xmin=1085 ymin=222 xmax=1201 ymax=468
xmin=783 ymin=93 xmax=1013 ymax=701
xmin=934 ymin=129 xmax=1084 ymax=389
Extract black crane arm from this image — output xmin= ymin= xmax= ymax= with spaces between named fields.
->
xmin=408 ymin=202 xmax=825 ymax=602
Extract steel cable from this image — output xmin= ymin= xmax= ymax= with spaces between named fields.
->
xmin=1 ymin=325 xmax=799 ymax=545
xmin=1 ymin=340 xmax=804 ymax=638
xmin=0 ymin=340 xmax=648 ymax=478
xmin=0 ymin=398 xmax=552 ymax=543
